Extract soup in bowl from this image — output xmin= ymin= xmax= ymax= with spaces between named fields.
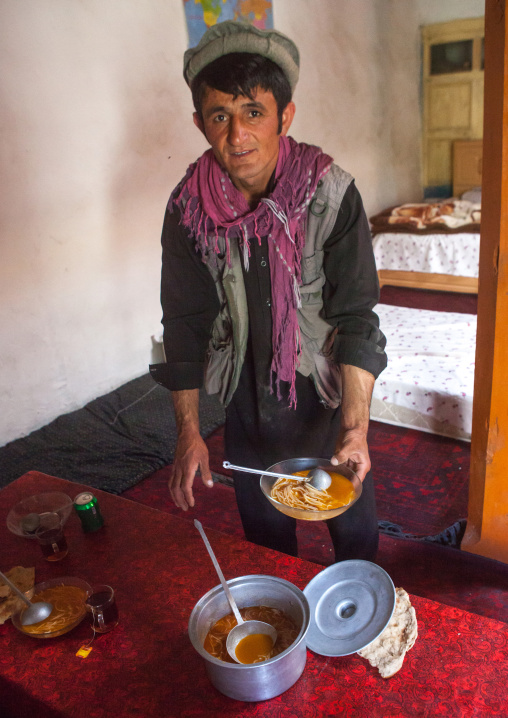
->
xmin=260 ymin=457 xmax=362 ymax=521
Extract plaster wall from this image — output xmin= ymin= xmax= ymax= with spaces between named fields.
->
xmin=0 ymin=0 xmax=484 ymax=445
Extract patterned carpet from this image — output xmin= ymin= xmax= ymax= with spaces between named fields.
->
xmin=122 ymin=457 xmax=508 ymax=624
xmin=122 ymin=287 xmax=508 ymax=622
xmin=367 ymin=422 xmax=469 ymax=535
xmin=192 ymin=422 xmax=470 ymax=538
xmin=379 ymin=285 xmax=478 ymax=314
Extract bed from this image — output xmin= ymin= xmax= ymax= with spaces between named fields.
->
xmin=371 ymin=137 xmax=482 ymax=294
xmin=371 ymin=304 xmax=476 ymax=441
xmin=371 ymin=197 xmax=481 ymax=294
xmin=369 ymin=140 xmax=480 ymax=437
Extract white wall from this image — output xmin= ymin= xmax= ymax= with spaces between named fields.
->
xmin=278 ymin=0 xmax=421 ymax=214
xmin=0 ymin=0 xmax=205 ymax=445
xmin=276 ymin=0 xmax=484 ymax=213
xmin=0 ymin=0 xmax=484 ymax=446
xmin=416 ymin=0 xmax=484 ymax=25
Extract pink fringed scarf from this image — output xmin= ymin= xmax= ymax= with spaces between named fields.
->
xmin=169 ymin=135 xmax=333 ymax=407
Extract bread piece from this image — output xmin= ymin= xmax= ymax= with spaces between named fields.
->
xmin=357 ymin=587 xmax=417 ymax=678
xmin=0 ymin=566 xmax=35 ymax=624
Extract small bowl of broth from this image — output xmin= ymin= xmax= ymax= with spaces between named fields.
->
xmin=12 ymin=576 xmax=91 ymax=638
xmin=260 ymin=457 xmax=362 ymax=521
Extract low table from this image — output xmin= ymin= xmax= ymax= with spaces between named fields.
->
xmin=0 ymin=472 xmax=507 ymax=717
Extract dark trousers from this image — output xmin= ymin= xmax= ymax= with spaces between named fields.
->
xmin=224 ymin=372 xmax=379 ymax=563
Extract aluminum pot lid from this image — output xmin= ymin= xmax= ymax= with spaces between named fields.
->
xmin=303 ymin=560 xmax=396 ymax=656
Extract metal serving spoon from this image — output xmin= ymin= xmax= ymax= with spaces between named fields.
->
xmin=223 ymin=461 xmax=332 ymax=492
xmin=0 ymin=570 xmax=53 ymax=626
xmin=194 ymin=520 xmax=277 ymax=664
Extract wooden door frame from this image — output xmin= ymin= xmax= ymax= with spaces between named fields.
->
xmin=462 ymin=0 xmax=508 ymax=563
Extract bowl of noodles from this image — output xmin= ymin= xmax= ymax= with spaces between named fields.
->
xmin=12 ymin=577 xmax=91 ymax=638
xmin=260 ymin=457 xmax=362 ymax=521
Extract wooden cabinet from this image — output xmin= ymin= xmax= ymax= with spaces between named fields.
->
xmin=453 ymin=139 xmax=483 ymax=197
xmin=422 ymin=17 xmax=484 ymax=198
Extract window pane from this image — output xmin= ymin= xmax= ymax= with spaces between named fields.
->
xmin=430 ymin=40 xmax=473 ymax=74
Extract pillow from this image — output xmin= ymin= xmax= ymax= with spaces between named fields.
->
xmin=461 ymin=186 xmax=482 ymax=205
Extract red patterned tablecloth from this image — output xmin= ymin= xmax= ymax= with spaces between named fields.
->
xmin=0 ymin=472 xmax=507 ymax=718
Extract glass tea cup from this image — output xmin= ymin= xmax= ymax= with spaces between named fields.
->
xmin=36 ymin=512 xmax=68 ymax=561
xmin=86 ymin=585 xmax=119 ymax=633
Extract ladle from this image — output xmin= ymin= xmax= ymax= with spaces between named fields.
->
xmin=0 ymin=570 xmax=53 ymax=626
xmin=194 ymin=520 xmax=277 ymax=663
xmin=223 ymin=461 xmax=332 ymax=492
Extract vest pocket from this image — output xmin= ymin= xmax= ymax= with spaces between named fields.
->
xmin=300 ymin=250 xmax=325 ymax=297
xmin=204 ymin=343 xmax=234 ymax=402
xmin=301 ymin=253 xmax=319 ymax=285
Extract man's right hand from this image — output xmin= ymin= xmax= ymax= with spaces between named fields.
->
xmin=169 ymin=429 xmax=213 ymax=510
xmin=169 ymin=388 xmax=213 ymax=511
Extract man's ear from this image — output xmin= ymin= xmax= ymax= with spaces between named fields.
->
xmin=193 ymin=112 xmax=206 ymax=136
xmin=280 ymin=101 xmax=296 ymax=136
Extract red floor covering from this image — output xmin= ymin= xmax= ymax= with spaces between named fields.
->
xmin=125 ymin=287 xmax=504 ymax=622
xmin=123 ymin=464 xmax=508 ymax=625
xmin=192 ymin=423 xmax=471 ymax=538
xmin=379 ymin=285 xmax=478 ymax=314
xmin=2 ymin=473 xmax=507 ymax=718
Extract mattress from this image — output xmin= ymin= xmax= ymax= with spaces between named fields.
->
xmin=371 ymin=304 xmax=476 ymax=441
xmin=372 ymin=232 xmax=480 ymax=277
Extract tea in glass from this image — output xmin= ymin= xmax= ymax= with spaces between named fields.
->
xmin=86 ymin=585 xmax=119 ymax=633
xmin=36 ymin=513 xmax=68 ymax=561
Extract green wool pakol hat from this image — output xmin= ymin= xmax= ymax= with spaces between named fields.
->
xmin=183 ymin=20 xmax=300 ymax=91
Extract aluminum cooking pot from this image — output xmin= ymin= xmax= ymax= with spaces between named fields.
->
xmin=188 ymin=574 xmax=310 ymax=702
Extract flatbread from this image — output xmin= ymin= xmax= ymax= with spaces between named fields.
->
xmin=0 ymin=566 xmax=35 ymax=624
xmin=357 ymin=587 xmax=417 ymax=678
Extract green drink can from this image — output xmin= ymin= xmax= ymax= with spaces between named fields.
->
xmin=74 ymin=492 xmax=104 ymax=532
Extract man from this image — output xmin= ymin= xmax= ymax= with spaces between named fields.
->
xmin=151 ymin=21 xmax=387 ymax=562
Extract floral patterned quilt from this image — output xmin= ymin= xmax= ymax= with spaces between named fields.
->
xmin=372 ymin=304 xmax=476 ymax=441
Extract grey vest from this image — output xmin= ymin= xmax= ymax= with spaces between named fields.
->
xmin=203 ymin=163 xmax=353 ymax=408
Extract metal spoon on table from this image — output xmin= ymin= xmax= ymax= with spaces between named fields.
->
xmin=223 ymin=461 xmax=332 ymax=492
xmin=194 ymin=520 xmax=277 ymax=664
xmin=0 ymin=570 xmax=53 ymax=626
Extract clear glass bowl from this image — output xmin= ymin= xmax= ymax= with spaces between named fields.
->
xmin=260 ymin=457 xmax=362 ymax=522
xmin=6 ymin=492 xmax=74 ymax=538
xmin=12 ymin=576 xmax=92 ymax=638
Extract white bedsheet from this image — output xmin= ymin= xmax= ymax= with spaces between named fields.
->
xmin=372 ymin=232 xmax=480 ymax=277
xmin=371 ymin=304 xmax=476 ymax=441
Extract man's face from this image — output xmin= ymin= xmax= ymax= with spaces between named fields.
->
xmin=194 ymin=86 xmax=295 ymax=204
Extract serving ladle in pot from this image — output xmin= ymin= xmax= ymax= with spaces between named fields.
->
xmin=0 ymin=570 xmax=53 ymax=626
xmin=194 ymin=520 xmax=277 ymax=663
xmin=223 ymin=461 xmax=333 ymax=492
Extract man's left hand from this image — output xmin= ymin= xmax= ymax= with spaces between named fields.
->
xmin=331 ymin=429 xmax=371 ymax=482
xmin=330 ymin=364 xmax=375 ymax=482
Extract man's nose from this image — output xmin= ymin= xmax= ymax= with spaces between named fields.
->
xmin=227 ymin=115 xmax=248 ymax=145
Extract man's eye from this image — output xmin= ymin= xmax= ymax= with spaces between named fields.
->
xmin=213 ymin=114 xmax=226 ymax=123
xmin=249 ymin=110 xmax=261 ymax=118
